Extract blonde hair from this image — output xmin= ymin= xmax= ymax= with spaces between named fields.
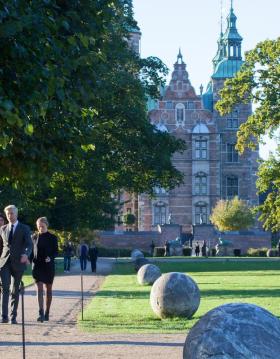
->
xmin=36 ymin=216 xmax=49 ymax=227
xmin=4 ymin=205 xmax=18 ymax=215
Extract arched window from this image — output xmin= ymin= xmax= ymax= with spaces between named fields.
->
xmin=226 ymin=176 xmax=238 ymax=198
xmin=195 ymin=202 xmax=208 ymax=224
xmin=153 ymin=202 xmax=167 ymax=225
xmin=195 ymin=173 xmax=207 ymax=195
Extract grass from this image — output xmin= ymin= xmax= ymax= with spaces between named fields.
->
xmin=22 ymin=257 xmax=64 ymax=287
xmin=79 ymin=260 xmax=280 ymax=333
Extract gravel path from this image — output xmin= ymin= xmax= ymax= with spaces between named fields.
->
xmin=0 ymin=258 xmax=185 ymax=359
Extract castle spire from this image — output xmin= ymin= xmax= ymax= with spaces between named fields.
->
xmin=223 ymin=1 xmax=242 ymax=60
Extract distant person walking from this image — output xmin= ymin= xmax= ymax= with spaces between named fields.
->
xmin=150 ymin=241 xmax=155 ymax=256
xmin=0 ymin=205 xmax=32 ymax=324
xmin=88 ymin=242 xmax=98 ymax=273
xmin=63 ymin=241 xmax=74 ymax=272
xmin=30 ymin=217 xmax=58 ymax=322
xmin=201 ymin=240 xmax=207 ymax=257
xmin=164 ymin=240 xmax=170 ymax=257
xmin=195 ymin=242 xmax=200 ymax=257
xmin=77 ymin=241 xmax=89 ymax=271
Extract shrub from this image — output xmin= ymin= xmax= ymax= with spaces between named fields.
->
xmin=233 ymin=249 xmax=241 ymax=257
xmin=123 ymin=213 xmax=136 ymax=225
xmin=183 ymin=247 xmax=192 ymax=256
xmin=211 ymin=248 xmax=217 ymax=256
xmin=247 ymin=247 xmax=269 ymax=257
xmin=267 ymin=248 xmax=279 ymax=257
xmin=154 ymin=247 xmax=165 ymax=257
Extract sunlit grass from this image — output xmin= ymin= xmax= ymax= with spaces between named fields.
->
xmin=79 ymin=260 xmax=280 ymax=333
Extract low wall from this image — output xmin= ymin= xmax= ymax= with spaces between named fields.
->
xmin=98 ymin=231 xmax=161 ymax=252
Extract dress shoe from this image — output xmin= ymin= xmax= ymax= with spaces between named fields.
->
xmin=37 ymin=309 xmax=44 ymax=323
xmin=10 ymin=318 xmax=17 ymax=324
xmin=44 ymin=311 xmax=49 ymax=321
xmin=1 ymin=317 xmax=9 ymax=323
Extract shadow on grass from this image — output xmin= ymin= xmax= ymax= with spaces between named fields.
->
xmin=95 ymin=287 xmax=280 ymax=300
xmin=201 ymin=288 xmax=280 ymax=298
xmin=0 ymin=340 xmax=184 ymax=348
xmin=110 ymin=262 xmax=280 ymax=276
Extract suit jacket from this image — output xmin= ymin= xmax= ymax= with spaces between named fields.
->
xmin=0 ymin=222 xmax=32 ymax=271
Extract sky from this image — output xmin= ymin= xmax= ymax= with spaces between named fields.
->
xmin=133 ymin=0 xmax=279 ymax=159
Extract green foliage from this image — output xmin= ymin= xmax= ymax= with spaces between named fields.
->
xmin=256 ymin=151 xmax=280 ymax=231
xmin=182 ymin=247 xmax=192 ymax=256
xmin=154 ymin=247 xmax=165 ymax=257
xmin=123 ymin=213 xmax=136 ymax=225
xmin=216 ymin=38 xmax=280 ymax=153
xmin=210 ymin=196 xmax=254 ymax=232
xmin=215 ymin=38 xmax=280 ymax=231
xmin=0 ymin=1 xmax=185 ymax=230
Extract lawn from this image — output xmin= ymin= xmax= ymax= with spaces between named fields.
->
xmin=79 ymin=260 xmax=280 ymax=333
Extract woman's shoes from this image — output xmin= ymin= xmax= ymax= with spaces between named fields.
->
xmin=37 ymin=309 xmax=44 ymax=323
xmin=44 ymin=311 xmax=49 ymax=321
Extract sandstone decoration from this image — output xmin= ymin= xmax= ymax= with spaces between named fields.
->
xmin=183 ymin=302 xmax=280 ymax=359
xmin=150 ymin=272 xmax=200 ymax=319
xmin=137 ymin=264 xmax=161 ymax=285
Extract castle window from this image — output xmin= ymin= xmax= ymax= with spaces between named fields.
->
xmin=153 ymin=187 xmax=167 ymax=195
xmin=226 ymin=176 xmax=238 ymax=198
xmin=227 ymin=118 xmax=238 ymax=128
xmin=195 ymin=139 xmax=207 ymax=159
xmin=165 ymin=101 xmax=173 ymax=109
xmin=195 ymin=173 xmax=207 ymax=195
xmin=188 ymin=102 xmax=195 ymax=109
xmin=153 ymin=202 xmax=167 ymax=225
xmin=175 ymin=103 xmax=185 ymax=126
xmin=195 ymin=203 xmax=208 ymax=224
xmin=227 ymin=144 xmax=238 ymax=162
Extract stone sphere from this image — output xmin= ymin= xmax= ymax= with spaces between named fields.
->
xmin=150 ymin=272 xmax=200 ymax=319
xmin=131 ymin=249 xmax=144 ymax=261
xmin=137 ymin=264 xmax=161 ymax=285
xmin=183 ymin=303 xmax=280 ymax=359
xmin=134 ymin=257 xmax=149 ymax=272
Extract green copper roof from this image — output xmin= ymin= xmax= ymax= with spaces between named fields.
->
xmin=212 ymin=59 xmax=243 ymax=79
xmin=202 ymin=82 xmax=213 ymax=111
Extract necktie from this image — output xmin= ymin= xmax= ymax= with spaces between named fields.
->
xmin=8 ymin=224 xmax=14 ymax=245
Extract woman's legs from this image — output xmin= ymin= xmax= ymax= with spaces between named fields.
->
xmin=36 ymin=282 xmax=44 ymax=322
xmin=44 ymin=283 xmax=53 ymax=320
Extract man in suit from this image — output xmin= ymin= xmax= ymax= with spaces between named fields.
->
xmin=0 ymin=205 xmax=32 ymax=324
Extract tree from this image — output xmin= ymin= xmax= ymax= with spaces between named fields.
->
xmin=0 ymin=1 xmax=185 ymax=230
xmin=215 ymin=38 xmax=280 ymax=231
xmin=216 ymin=38 xmax=280 ymax=153
xmin=255 ymin=151 xmax=280 ymax=232
xmin=210 ymin=197 xmax=254 ymax=232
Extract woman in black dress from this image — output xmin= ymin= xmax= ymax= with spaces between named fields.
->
xmin=31 ymin=217 xmax=58 ymax=322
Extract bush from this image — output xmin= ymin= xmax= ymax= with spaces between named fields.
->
xmin=233 ymin=249 xmax=241 ymax=257
xmin=247 ymin=247 xmax=269 ymax=257
xmin=211 ymin=248 xmax=217 ymax=256
xmin=154 ymin=247 xmax=165 ymax=257
xmin=183 ymin=247 xmax=192 ymax=256
xmin=123 ymin=213 xmax=136 ymax=225
xmin=97 ymin=247 xmax=133 ymax=257
xmin=267 ymin=248 xmax=279 ymax=257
